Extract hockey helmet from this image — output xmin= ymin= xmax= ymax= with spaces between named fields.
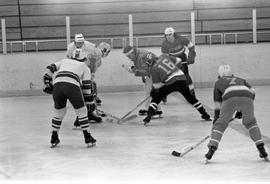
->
xmin=144 ymin=53 xmax=157 ymax=66
xmin=97 ymin=42 xmax=111 ymax=57
xmin=74 ymin=33 xmax=85 ymax=42
xmin=218 ymin=64 xmax=233 ymax=78
xmin=164 ymin=27 xmax=175 ymax=35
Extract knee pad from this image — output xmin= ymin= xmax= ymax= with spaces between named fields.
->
xmin=75 ymin=106 xmax=88 ymax=119
xmin=53 ymin=107 xmax=67 ymax=121
xmin=243 ymin=117 xmax=257 ymax=129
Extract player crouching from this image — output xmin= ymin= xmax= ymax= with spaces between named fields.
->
xmin=142 ymin=54 xmax=211 ymax=125
xmin=43 ymin=57 xmax=96 ymax=148
xmin=205 ymin=65 xmax=268 ymax=163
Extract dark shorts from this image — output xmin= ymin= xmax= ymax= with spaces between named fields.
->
xmin=152 ymin=80 xmax=198 ymax=105
xmin=53 ymin=82 xmax=85 ymax=109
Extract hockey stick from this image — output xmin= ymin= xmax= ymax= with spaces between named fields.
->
xmin=117 ymin=96 xmax=150 ymax=124
xmin=172 ymin=135 xmax=210 ymax=157
xmin=96 ymin=109 xmax=138 ymax=123
xmin=96 ymin=108 xmax=121 ymax=121
xmin=171 ymin=117 xmax=238 ymax=157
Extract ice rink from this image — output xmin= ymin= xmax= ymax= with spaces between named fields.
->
xmin=0 ymin=86 xmax=270 ymax=183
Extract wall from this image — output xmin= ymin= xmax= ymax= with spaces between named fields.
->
xmin=1 ymin=0 xmax=270 ymax=52
xmin=1 ymin=43 xmax=270 ymax=97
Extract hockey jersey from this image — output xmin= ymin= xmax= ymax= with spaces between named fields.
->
xmin=66 ymin=40 xmax=103 ymax=74
xmin=161 ymin=34 xmax=195 ymax=64
xmin=214 ymin=76 xmax=255 ymax=104
xmin=66 ymin=40 xmax=96 ymax=59
xmin=150 ymin=54 xmax=186 ymax=87
xmin=130 ymin=48 xmax=156 ymax=77
xmin=45 ymin=58 xmax=92 ymax=102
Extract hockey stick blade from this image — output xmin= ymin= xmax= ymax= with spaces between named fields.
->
xmin=171 ymin=150 xmax=181 ymax=157
xmin=117 ymin=96 xmax=150 ymax=123
xmin=172 ymin=135 xmax=210 ymax=158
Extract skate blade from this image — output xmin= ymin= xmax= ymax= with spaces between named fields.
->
xmin=86 ymin=143 xmax=96 ymax=148
xmin=264 ymin=157 xmax=269 ymax=162
xmin=143 ymin=121 xmax=150 ymax=126
xmin=50 ymin=143 xmax=59 ymax=148
xmin=151 ymin=116 xmax=163 ymax=120
xmin=205 ymin=159 xmax=210 ymax=164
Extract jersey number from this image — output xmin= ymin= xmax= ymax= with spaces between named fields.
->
xmin=158 ymin=59 xmax=176 ymax=74
xmin=229 ymin=77 xmax=237 ymax=85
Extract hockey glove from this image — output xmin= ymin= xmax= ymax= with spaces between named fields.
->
xmin=43 ymin=74 xmax=53 ymax=94
xmin=43 ymin=83 xmax=53 ymax=94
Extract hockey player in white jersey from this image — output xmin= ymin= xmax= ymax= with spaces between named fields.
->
xmin=66 ymin=33 xmax=96 ymax=61
xmin=66 ymin=33 xmax=111 ymax=106
xmin=84 ymin=41 xmax=111 ymax=105
xmin=43 ymin=56 xmax=96 ymax=148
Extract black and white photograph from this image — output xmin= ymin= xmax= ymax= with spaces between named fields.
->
xmin=0 ymin=0 xmax=270 ymax=183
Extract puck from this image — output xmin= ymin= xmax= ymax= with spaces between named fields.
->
xmin=171 ymin=151 xmax=181 ymax=157
xmin=100 ymin=113 xmax=106 ymax=117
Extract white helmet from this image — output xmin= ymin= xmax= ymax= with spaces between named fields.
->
xmin=97 ymin=42 xmax=111 ymax=57
xmin=74 ymin=33 xmax=85 ymax=42
xmin=218 ymin=64 xmax=233 ymax=77
xmin=164 ymin=27 xmax=175 ymax=35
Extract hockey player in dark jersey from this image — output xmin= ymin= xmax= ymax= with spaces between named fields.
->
xmin=123 ymin=45 xmax=163 ymax=116
xmin=205 ymin=65 xmax=268 ymax=163
xmin=142 ymin=53 xmax=211 ymax=125
xmin=161 ymin=27 xmax=196 ymax=97
xmin=43 ymin=57 xmax=96 ymax=148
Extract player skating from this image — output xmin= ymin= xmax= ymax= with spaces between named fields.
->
xmin=66 ymin=33 xmax=111 ymax=126
xmin=142 ymin=54 xmax=211 ymax=125
xmin=43 ymin=56 xmax=96 ymax=148
xmin=123 ymin=46 xmax=163 ymax=117
xmin=205 ymin=65 xmax=268 ymax=163
xmin=161 ymin=27 xmax=196 ymax=97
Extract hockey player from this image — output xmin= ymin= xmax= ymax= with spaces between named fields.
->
xmin=66 ymin=33 xmax=111 ymax=106
xmin=205 ymin=65 xmax=268 ymax=162
xmin=85 ymin=41 xmax=111 ymax=106
xmin=143 ymin=53 xmax=211 ymax=125
xmin=42 ymin=57 xmax=96 ymax=148
xmin=66 ymin=33 xmax=96 ymax=61
xmin=123 ymin=45 xmax=162 ymax=116
xmin=161 ymin=27 xmax=196 ymax=97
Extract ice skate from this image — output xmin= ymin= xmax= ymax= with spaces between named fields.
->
xmin=50 ymin=131 xmax=60 ymax=148
xmin=143 ymin=114 xmax=152 ymax=126
xmin=201 ymin=113 xmax=212 ymax=121
xmin=83 ymin=130 xmax=96 ymax=148
xmin=151 ymin=110 xmax=163 ymax=119
xmin=95 ymin=96 xmax=102 ymax=105
xmin=88 ymin=112 xmax=102 ymax=123
xmin=139 ymin=109 xmax=148 ymax=116
xmin=204 ymin=146 xmax=217 ymax=164
xmin=256 ymin=143 xmax=269 ymax=161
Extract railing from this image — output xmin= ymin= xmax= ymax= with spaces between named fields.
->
xmin=1 ymin=31 xmax=270 ymax=53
